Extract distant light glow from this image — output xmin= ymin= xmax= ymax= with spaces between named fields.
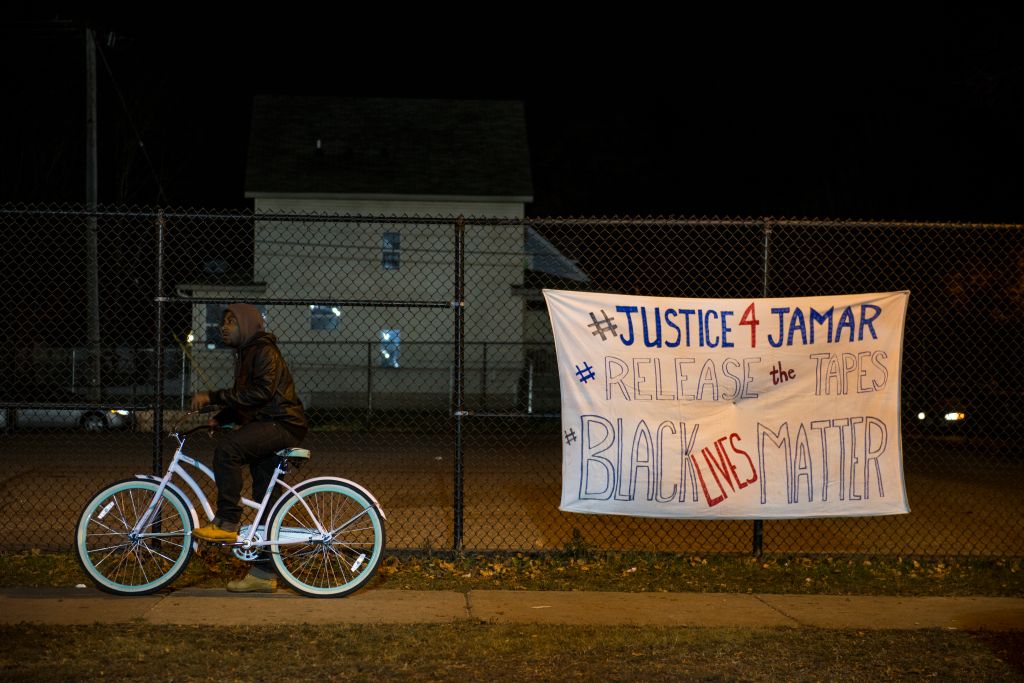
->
xmin=944 ymin=412 xmax=965 ymax=421
xmin=917 ymin=412 xmax=926 ymax=420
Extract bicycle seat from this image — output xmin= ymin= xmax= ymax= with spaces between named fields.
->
xmin=276 ymin=448 xmax=311 ymax=460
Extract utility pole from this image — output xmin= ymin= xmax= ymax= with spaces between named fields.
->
xmin=85 ymin=27 xmax=101 ymax=399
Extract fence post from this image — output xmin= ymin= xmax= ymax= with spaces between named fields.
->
xmin=153 ymin=211 xmax=166 ymax=476
xmin=480 ymin=342 xmax=488 ymax=411
xmin=752 ymin=217 xmax=772 ymax=556
xmin=526 ymin=356 xmax=534 ymax=415
xmin=365 ymin=340 xmax=373 ymax=428
xmin=453 ymin=216 xmax=466 ymax=552
xmin=85 ymin=29 xmax=102 ymax=402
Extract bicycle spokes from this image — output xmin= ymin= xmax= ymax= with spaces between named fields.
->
xmin=76 ymin=480 xmax=194 ymax=595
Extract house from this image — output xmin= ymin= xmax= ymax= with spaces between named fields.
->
xmin=178 ymin=96 xmax=584 ymax=412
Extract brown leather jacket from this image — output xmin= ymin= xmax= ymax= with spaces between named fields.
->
xmin=212 ymin=332 xmax=307 ymax=438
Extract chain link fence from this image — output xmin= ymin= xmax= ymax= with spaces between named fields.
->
xmin=2 ymin=205 xmax=1021 ymax=556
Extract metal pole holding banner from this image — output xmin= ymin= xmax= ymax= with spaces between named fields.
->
xmin=153 ymin=211 xmax=166 ymax=476
xmin=753 ymin=218 xmax=772 ymax=556
xmin=453 ymin=216 xmax=466 ymax=551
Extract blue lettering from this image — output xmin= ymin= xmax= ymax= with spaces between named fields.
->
xmin=836 ymin=306 xmax=856 ymax=342
xmin=704 ymin=310 xmax=719 ymax=348
xmin=768 ymin=307 xmax=788 ymax=348
xmin=859 ymin=304 xmax=881 ymax=341
xmin=665 ymin=309 xmax=682 ymax=348
xmin=616 ymin=306 xmax=638 ymax=346
xmin=787 ymin=308 xmax=807 ymax=346
xmin=642 ymin=307 xmax=662 ymax=348
xmin=809 ymin=307 xmax=834 ymax=344
xmin=721 ymin=310 xmax=734 ymax=348
xmin=679 ymin=309 xmax=695 ymax=346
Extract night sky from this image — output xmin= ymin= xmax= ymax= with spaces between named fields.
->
xmin=3 ymin=11 xmax=1023 ymax=222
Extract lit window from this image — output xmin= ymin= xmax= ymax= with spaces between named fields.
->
xmin=310 ymin=304 xmax=341 ymax=331
xmin=205 ymin=303 xmax=267 ymax=349
xmin=379 ymin=329 xmax=400 ymax=368
xmin=382 ymin=232 xmax=400 ymax=270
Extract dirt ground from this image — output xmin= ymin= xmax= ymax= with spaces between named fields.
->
xmin=1 ymin=428 xmax=1021 ymax=555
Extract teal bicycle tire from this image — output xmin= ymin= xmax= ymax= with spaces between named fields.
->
xmin=268 ymin=480 xmax=385 ymax=597
xmin=75 ymin=478 xmax=194 ymax=595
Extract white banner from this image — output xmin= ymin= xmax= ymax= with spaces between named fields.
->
xmin=545 ymin=290 xmax=910 ymax=519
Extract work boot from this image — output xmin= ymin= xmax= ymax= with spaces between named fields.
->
xmin=192 ymin=520 xmax=239 ymax=543
xmin=227 ymin=572 xmax=277 ymax=593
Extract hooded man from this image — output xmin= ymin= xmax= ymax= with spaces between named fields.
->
xmin=190 ymin=303 xmax=308 ymax=592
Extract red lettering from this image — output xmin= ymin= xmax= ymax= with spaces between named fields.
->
xmin=739 ymin=302 xmax=759 ymax=348
xmin=730 ymin=433 xmax=758 ymax=488
xmin=708 ymin=436 xmax=737 ymax=493
xmin=694 ymin=447 xmax=727 ymax=507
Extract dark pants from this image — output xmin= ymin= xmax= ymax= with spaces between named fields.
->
xmin=213 ymin=421 xmax=302 ymax=579
xmin=213 ymin=421 xmax=302 ymax=526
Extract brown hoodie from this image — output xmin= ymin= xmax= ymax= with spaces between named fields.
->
xmin=211 ymin=304 xmax=307 ymax=437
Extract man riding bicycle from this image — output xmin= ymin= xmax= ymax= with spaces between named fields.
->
xmin=190 ymin=303 xmax=308 ymax=593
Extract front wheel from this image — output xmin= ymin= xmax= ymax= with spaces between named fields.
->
xmin=268 ymin=480 xmax=385 ymax=597
xmin=75 ymin=479 xmax=195 ymax=595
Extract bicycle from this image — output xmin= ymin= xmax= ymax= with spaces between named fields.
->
xmin=74 ymin=409 xmax=386 ymax=598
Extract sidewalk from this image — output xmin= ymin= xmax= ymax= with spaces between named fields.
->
xmin=2 ymin=587 xmax=1022 ymax=630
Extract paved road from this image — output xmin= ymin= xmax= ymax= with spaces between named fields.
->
xmin=3 ymin=431 xmax=1023 ymax=555
xmin=2 ymin=587 xmax=1022 ymax=630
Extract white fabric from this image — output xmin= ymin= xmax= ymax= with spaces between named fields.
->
xmin=544 ymin=289 xmax=910 ymax=519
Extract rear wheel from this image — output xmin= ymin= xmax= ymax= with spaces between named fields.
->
xmin=269 ymin=480 xmax=385 ymax=597
xmin=75 ymin=479 xmax=194 ymax=595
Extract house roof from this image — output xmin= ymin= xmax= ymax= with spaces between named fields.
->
xmin=525 ymin=227 xmax=589 ymax=283
xmin=245 ymin=96 xmax=533 ymax=200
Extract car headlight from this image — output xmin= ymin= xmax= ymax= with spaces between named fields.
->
xmin=111 ymin=409 xmax=130 ymax=416
xmin=944 ymin=412 xmax=965 ymax=422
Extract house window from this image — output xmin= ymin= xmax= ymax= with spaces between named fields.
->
xmin=382 ymin=232 xmax=400 ymax=270
xmin=310 ymin=304 xmax=341 ymax=331
xmin=379 ymin=329 xmax=400 ymax=368
xmin=205 ymin=303 xmax=267 ymax=349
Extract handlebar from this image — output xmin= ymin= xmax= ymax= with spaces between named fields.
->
xmin=168 ymin=405 xmax=220 ymax=437
xmin=180 ymin=423 xmax=216 ymax=437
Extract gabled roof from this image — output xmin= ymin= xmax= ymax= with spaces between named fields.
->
xmin=524 ymin=226 xmax=589 ymax=283
xmin=245 ymin=96 xmax=533 ymax=200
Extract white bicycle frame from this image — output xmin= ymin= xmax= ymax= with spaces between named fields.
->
xmin=129 ymin=428 xmax=382 ymax=551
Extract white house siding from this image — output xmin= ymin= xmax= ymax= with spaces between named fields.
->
xmin=191 ymin=199 xmax=527 ymax=411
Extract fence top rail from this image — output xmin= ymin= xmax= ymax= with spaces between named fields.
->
xmin=3 ymin=204 xmax=1022 ymax=230
xmin=0 ymin=402 xmax=153 ymax=410
xmin=0 ymin=205 xmax=461 ymax=225
xmin=163 ymin=296 xmax=456 ymax=309
xmin=469 ymin=216 xmax=1024 ymax=230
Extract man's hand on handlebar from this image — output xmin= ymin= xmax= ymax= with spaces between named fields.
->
xmin=188 ymin=393 xmax=220 ymax=433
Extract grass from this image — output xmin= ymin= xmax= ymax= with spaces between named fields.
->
xmin=2 ymin=547 xmax=1021 ymax=597
xmin=2 ymin=549 xmax=1021 ymax=680
xmin=0 ymin=623 xmax=1021 ymax=681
